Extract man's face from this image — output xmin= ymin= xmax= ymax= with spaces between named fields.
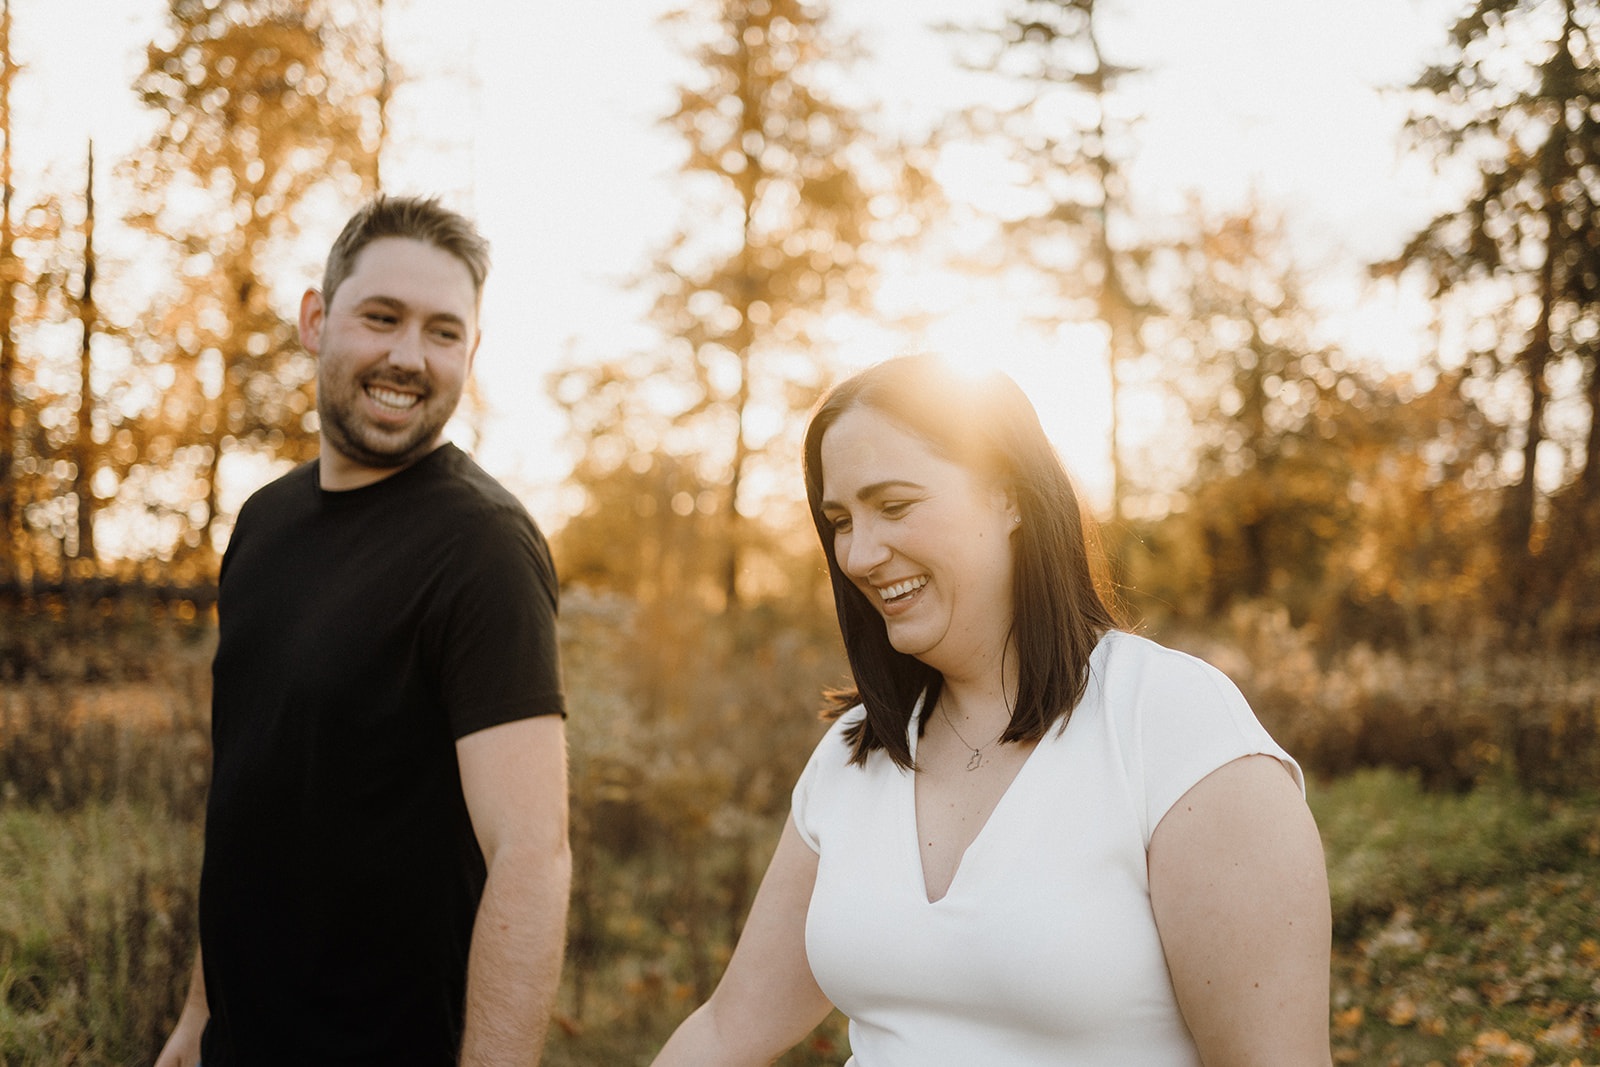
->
xmin=300 ymin=236 xmax=481 ymax=488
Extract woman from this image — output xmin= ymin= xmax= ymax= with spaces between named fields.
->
xmin=653 ymin=355 xmax=1332 ymax=1066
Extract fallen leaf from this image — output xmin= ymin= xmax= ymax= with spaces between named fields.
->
xmin=1387 ymin=994 xmax=1419 ymax=1026
xmin=1534 ymin=1018 xmax=1582 ymax=1049
xmin=1473 ymin=1029 xmax=1535 ymax=1066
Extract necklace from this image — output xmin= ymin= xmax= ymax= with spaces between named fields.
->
xmin=940 ymin=700 xmax=999 ymax=771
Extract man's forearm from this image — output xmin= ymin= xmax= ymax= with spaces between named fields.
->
xmin=459 ymin=842 xmax=572 ymax=1066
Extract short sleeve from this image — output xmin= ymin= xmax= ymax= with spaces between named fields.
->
xmin=791 ymin=708 xmax=863 ymax=854
xmin=428 ymin=504 xmax=566 ymax=739
xmin=1102 ymin=636 xmax=1302 ymax=848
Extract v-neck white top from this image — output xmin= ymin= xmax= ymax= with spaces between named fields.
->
xmin=791 ymin=630 xmax=1303 ymax=1066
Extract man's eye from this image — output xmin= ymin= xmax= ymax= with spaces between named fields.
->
xmin=364 ymin=312 xmax=398 ymax=325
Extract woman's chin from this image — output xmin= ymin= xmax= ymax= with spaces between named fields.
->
xmin=885 ymin=626 xmax=939 ymax=663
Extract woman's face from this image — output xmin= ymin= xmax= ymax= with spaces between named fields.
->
xmin=818 ymin=405 xmax=1018 ymax=679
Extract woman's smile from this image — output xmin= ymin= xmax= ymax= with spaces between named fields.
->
xmin=819 ymin=406 xmax=1018 ymax=674
xmin=875 ymin=575 xmax=929 ymax=609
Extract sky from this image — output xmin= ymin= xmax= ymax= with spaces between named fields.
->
xmin=15 ymin=0 xmax=1465 ymax=524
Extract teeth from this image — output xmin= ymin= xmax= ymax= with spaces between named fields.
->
xmin=878 ymin=576 xmax=928 ymax=601
xmin=367 ymin=386 xmax=420 ymax=411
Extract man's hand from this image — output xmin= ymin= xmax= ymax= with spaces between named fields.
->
xmin=155 ymin=950 xmax=208 ymax=1067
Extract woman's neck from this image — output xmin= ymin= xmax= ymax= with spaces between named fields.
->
xmin=936 ymin=645 xmax=1019 ymax=730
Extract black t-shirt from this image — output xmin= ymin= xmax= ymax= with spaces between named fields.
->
xmin=198 ymin=444 xmax=565 ymax=1065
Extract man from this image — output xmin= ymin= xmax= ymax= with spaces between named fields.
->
xmin=156 ymin=195 xmax=571 ymax=1066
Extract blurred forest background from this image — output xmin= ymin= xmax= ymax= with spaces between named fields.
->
xmin=3 ymin=0 xmax=1600 ymax=1064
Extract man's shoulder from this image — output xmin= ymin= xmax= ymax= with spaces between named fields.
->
xmin=433 ymin=445 xmax=524 ymax=505
xmin=426 ymin=446 xmax=543 ymax=533
xmin=236 ymin=459 xmax=318 ymax=522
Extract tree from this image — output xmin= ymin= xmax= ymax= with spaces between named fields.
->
xmin=1 ymin=187 xmax=87 ymax=589
xmin=556 ymin=0 xmax=879 ymax=611
xmin=0 ymin=0 xmax=86 ymax=591
xmin=949 ymin=0 xmax=1153 ymax=527
xmin=70 ymin=141 xmax=98 ymax=574
xmin=1129 ymin=204 xmax=1504 ymax=645
xmin=1135 ymin=207 xmax=1349 ymax=618
xmin=121 ymin=0 xmax=385 ymax=572
xmin=0 ymin=0 xmax=18 ymax=585
xmin=1386 ymin=0 xmax=1600 ymax=605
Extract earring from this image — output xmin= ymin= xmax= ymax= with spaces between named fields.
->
xmin=1012 ymin=515 xmax=1021 ymax=524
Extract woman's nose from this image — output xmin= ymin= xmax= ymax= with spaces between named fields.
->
xmin=841 ymin=524 xmax=890 ymax=577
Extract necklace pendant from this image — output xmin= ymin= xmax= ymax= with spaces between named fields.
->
xmin=966 ymin=748 xmax=983 ymax=771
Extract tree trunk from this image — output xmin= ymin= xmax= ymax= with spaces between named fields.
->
xmin=73 ymin=140 xmax=97 ymax=573
xmin=1582 ymin=348 xmax=1600 ymax=500
xmin=0 ymin=0 xmax=17 ymax=585
xmin=1502 ymin=206 xmax=1558 ymax=584
xmin=721 ymin=28 xmax=762 ymax=614
xmin=1084 ymin=11 xmax=1129 ymax=530
xmin=373 ymin=0 xmax=389 ymax=190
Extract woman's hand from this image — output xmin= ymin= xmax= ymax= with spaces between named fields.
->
xmin=652 ymin=816 xmax=835 ymax=1066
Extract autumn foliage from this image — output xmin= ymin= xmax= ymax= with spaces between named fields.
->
xmin=5 ymin=0 xmax=1600 ymax=1063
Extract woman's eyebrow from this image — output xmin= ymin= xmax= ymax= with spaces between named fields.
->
xmin=854 ymin=479 xmax=924 ymax=503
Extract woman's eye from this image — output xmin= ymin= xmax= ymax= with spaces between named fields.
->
xmin=882 ymin=501 xmax=911 ymax=518
xmin=829 ymin=516 xmax=851 ymax=534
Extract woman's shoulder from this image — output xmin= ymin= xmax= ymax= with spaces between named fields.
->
xmin=1093 ymin=630 xmax=1241 ymax=693
xmin=1086 ymin=629 xmax=1265 ymax=760
xmin=1090 ymin=630 xmax=1303 ymax=826
xmin=830 ymin=702 xmax=869 ymax=729
xmin=797 ymin=703 xmax=864 ymax=774
xmin=792 ymin=702 xmax=894 ymax=852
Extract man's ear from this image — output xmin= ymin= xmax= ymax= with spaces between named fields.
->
xmin=466 ymin=327 xmax=482 ymax=377
xmin=298 ymin=287 xmax=326 ymax=356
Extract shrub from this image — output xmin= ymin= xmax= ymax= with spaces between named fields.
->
xmin=1165 ymin=602 xmax=1600 ymax=793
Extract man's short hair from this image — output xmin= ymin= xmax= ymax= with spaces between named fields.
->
xmin=321 ymin=194 xmax=492 ymax=308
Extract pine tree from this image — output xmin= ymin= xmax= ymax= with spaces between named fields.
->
xmin=1388 ymin=0 xmax=1600 ymax=601
xmin=122 ymin=0 xmax=385 ymax=571
xmin=556 ymin=0 xmax=879 ymax=612
xmin=950 ymin=0 xmax=1153 ymax=526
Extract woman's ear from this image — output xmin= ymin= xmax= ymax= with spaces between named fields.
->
xmin=993 ymin=485 xmax=1022 ymax=532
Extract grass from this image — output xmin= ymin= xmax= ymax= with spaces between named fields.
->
xmin=0 ymin=803 xmax=202 ymax=1065
xmin=2 ymin=771 xmax=1596 ymax=1064
xmin=1312 ymin=770 xmax=1600 ymax=1066
xmin=4 ymin=598 xmax=1597 ymax=1064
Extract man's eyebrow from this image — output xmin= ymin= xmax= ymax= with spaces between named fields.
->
xmin=355 ymin=295 xmax=468 ymax=328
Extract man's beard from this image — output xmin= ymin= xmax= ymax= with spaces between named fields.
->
xmin=317 ymin=368 xmax=459 ymax=472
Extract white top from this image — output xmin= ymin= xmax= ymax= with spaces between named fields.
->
xmin=791 ymin=630 xmax=1303 ymax=1067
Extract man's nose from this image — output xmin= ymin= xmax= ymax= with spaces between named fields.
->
xmin=386 ymin=326 xmax=427 ymax=372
